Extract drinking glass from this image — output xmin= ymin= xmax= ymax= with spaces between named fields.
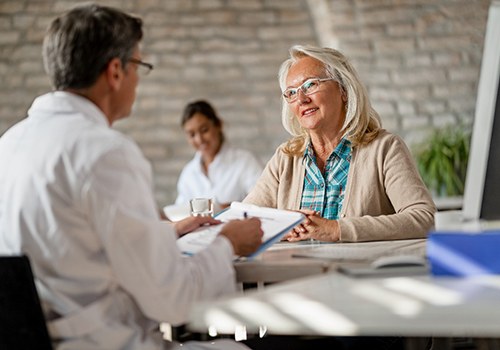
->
xmin=189 ymin=198 xmax=214 ymax=217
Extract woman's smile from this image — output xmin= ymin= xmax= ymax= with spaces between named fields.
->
xmin=301 ymin=107 xmax=319 ymax=117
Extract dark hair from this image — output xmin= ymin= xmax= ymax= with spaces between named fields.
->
xmin=181 ymin=100 xmax=223 ymax=128
xmin=42 ymin=3 xmax=143 ymax=90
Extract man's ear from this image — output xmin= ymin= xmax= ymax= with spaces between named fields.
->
xmin=105 ymin=58 xmax=125 ymax=91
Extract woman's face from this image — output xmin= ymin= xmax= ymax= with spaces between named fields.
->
xmin=286 ymin=56 xmax=346 ymax=134
xmin=183 ymin=113 xmax=222 ymax=159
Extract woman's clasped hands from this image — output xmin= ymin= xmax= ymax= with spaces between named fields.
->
xmin=284 ymin=209 xmax=340 ymax=242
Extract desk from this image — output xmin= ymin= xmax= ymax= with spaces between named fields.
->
xmin=235 ymin=241 xmax=335 ymax=285
xmin=191 ymin=239 xmax=499 ymax=349
xmin=235 ymin=239 xmax=426 ymax=284
xmin=433 ymin=196 xmax=463 ymax=211
xmin=189 ymin=272 xmax=500 ymax=346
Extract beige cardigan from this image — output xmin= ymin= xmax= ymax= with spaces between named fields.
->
xmin=244 ymin=130 xmax=436 ymax=242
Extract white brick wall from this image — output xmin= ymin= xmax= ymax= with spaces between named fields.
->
xmin=320 ymin=0 xmax=491 ymax=147
xmin=0 ymin=0 xmax=492 ymax=206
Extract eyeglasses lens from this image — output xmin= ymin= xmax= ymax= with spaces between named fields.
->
xmin=284 ymin=79 xmax=320 ymax=103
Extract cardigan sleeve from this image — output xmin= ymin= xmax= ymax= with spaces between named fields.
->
xmin=338 ymin=132 xmax=436 ymax=242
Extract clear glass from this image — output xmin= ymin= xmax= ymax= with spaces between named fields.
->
xmin=189 ymin=198 xmax=214 ymax=217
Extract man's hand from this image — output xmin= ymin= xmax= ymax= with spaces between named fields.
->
xmin=174 ymin=216 xmax=222 ymax=237
xmin=219 ymin=218 xmax=263 ymax=256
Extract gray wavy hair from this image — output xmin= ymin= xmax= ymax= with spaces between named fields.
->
xmin=278 ymin=45 xmax=381 ymax=155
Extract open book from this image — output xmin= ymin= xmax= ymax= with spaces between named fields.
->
xmin=176 ymin=202 xmax=305 ymax=259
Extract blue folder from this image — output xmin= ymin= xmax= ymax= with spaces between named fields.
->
xmin=428 ymin=230 xmax=500 ymax=276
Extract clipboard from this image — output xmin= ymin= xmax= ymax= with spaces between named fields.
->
xmin=176 ymin=202 xmax=305 ymax=259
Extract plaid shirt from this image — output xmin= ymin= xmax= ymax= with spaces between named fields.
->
xmin=300 ymin=138 xmax=352 ymax=220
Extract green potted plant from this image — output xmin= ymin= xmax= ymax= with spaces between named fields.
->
xmin=414 ymin=126 xmax=471 ymax=197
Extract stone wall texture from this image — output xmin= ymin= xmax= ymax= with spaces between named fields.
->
xmin=0 ymin=0 xmax=492 ymax=206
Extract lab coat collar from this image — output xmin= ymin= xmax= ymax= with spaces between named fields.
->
xmin=28 ymin=91 xmax=109 ymax=127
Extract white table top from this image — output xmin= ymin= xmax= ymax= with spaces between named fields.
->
xmin=189 ymin=272 xmax=500 ymax=338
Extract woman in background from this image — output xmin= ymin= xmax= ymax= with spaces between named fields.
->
xmin=176 ymin=100 xmax=263 ymax=211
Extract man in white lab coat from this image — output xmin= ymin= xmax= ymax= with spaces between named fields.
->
xmin=0 ymin=4 xmax=262 ymax=349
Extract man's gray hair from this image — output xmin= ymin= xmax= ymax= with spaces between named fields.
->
xmin=43 ymin=3 xmax=143 ymax=90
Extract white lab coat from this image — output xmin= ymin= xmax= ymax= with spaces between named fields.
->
xmin=0 ymin=92 xmax=246 ymax=350
xmin=175 ymin=143 xmax=263 ymax=207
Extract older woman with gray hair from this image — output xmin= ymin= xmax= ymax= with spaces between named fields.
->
xmin=244 ymin=45 xmax=435 ymax=242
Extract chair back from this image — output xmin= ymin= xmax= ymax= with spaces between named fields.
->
xmin=0 ymin=255 xmax=53 ymax=350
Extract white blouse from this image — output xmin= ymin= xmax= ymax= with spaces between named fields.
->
xmin=176 ymin=143 xmax=263 ymax=208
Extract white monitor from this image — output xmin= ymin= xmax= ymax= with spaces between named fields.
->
xmin=462 ymin=1 xmax=500 ymax=221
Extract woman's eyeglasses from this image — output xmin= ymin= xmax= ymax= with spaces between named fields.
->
xmin=282 ymin=77 xmax=335 ymax=103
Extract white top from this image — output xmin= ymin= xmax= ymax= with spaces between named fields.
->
xmin=175 ymin=143 xmax=263 ymax=207
xmin=0 ymin=92 xmax=239 ymax=350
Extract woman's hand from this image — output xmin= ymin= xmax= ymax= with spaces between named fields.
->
xmin=281 ymin=209 xmax=315 ymax=241
xmin=174 ymin=216 xmax=222 ymax=238
xmin=282 ymin=209 xmax=316 ymax=240
xmin=284 ymin=210 xmax=340 ymax=242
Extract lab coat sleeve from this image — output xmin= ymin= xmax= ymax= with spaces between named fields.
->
xmin=84 ymin=142 xmax=237 ymax=325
